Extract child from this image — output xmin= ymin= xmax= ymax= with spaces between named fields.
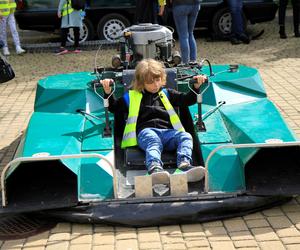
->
xmin=0 ymin=0 xmax=26 ymax=56
xmin=101 ymin=59 xmax=207 ymax=184
xmin=56 ymin=0 xmax=83 ymax=55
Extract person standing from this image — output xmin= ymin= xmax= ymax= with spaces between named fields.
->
xmin=172 ymin=0 xmax=201 ymax=64
xmin=278 ymin=0 xmax=300 ymax=39
xmin=56 ymin=0 xmax=83 ymax=55
xmin=227 ymin=0 xmax=250 ymax=45
xmin=136 ymin=0 xmax=166 ymax=24
xmin=0 ymin=0 xmax=26 ymax=56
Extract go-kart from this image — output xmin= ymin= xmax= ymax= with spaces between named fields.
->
xmin=1 ymin=24 xmax=299 ymax=226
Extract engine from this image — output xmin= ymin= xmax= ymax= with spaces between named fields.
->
xmin=112 ymin=23 xmax=181 ymax=69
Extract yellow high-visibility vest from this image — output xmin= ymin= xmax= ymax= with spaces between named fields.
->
xmin=0 ymin=0 xmax=10 ymax=16
xmin=61 ymin=0 xmax=74 ymax=17
xmin=121 ymin=89 xmax=185 ymax=148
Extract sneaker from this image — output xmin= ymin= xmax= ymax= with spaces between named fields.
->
xmin=3 ymin=47 xmax=10 ymax=56
xmin=238 ymin=34 xmax=250 ymax=44
xmin=177 ymin=162 xmax=206 ymax=182
xmin=230 ymin=37 xmax=242 ymax=45
xmin=55 ymin=47 xmax=69 ymax=55
xmin=73 ymin=48 xmax=82 ymax=53
xmin=148 ymin=164 xmax=170 ymax=185
xmin=16 ymin=46 xmax=26 ymax=55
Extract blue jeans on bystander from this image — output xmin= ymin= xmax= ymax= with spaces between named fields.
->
xmin=227 ymin=0 xmax=244 ymax=37
xmin=137 ymin=128 xmax=193 ymax=170
xmin=172 ymin=4 xmax=200 ymax=64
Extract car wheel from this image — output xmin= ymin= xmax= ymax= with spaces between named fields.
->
xmin=97 ymin=13 xmax=130 ymax=42
xmin=67 ymin=18 xmax=94 ymax=44
xmin=212 ymin=7 xmax=247 ymax=39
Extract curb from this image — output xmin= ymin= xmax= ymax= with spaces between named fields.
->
xmin=22 ymin=40 xmax=118 ymax=53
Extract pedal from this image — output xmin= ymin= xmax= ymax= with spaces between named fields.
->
xmin=135 ymin=175 xmax=153 ymax=198
xmin=170 ymin=174 xmax=188 ymax=196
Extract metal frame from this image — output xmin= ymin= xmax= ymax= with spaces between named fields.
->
xmin=204 ymin=141 xmax=300 ymax=193
xmin=1 ymin=153 xmax=116 ymax=207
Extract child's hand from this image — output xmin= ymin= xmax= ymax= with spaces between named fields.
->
xmin=100 ymin=79 xmax=113 ymax=94
xmin=57 ymin=12 xmax=61 ymax=18
xmin=158 ymin=6 xmax=165 ymax=16
xmin=193 ymin=75 xmax=207 ymax=89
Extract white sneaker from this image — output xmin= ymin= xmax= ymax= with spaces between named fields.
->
xmin=16 ymin=46 xmax=26 ymax=55
xmin=3 ymin=47 xmax=10 ymax=56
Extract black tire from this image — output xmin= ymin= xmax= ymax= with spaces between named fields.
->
xmin=212 ymin=7 xmax=247 ymax=39
xmin=67 ymin=18 xmax=94 ymax=44
xmin=97 ymin=13 xmax=130 ymax=42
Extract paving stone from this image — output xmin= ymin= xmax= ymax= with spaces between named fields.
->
xmin=115 ymin=231 xmax=137 ymax=240
xmin=163 ymin=243 xmax=186 ymax=250
xmin=259 ymin=240 xmax=285 ymax=250
xmin=185 ymin=238 xmax=210 ymax=248
xmin=275 ymin=226 xmax=300 ymax=237
xmin=48 ymin=233 xmax=71 ymax=242
xmin=210 ymin=241 xmax=235 ymax=250
xmin=24 ymin=232 xmax=49 ymax=247
xmin=233 ymin=240 xmax=258 ymax=248
xmin=229 ymin=231 xmax=254 ymax=241
xmin=71 ymin=234 xmax=92 ymax=244
xmin=243 ymin=212 xmax=265 ymax=220
xmin=159 ymin=225 xmax=181 ymax=235
xmin=223 ymin=218 xmax=248 ymax=232
xmin=204 ymin=226 xmax=228 ymax=236
xmin=281 ymin=236 xmax=300 ymax=244
xmin=1 ymin=239 xmax=25 ymax=249
xmin=51 ymin=223 xmax=72 ymax=233
xmin=93 ymin=232 xmax=115 ymax=245
xmin=181 ymin=224 xmax=205 ymax=237
xmin=93 ymin=225 xmax=114 ymax=233
xmin=139 ymin=242 xmax=162 ymax=249
xmin=23 ymin=246 xmax=46 ymax=250
xmin=286 ymin=244 xmax=300 ymax=250
xmin=246 ymin=219 xmax=270 ymax=228
xmin=267 ymin=216 xmax=293 ymax=229
xmin=137 ymin=229 xmax=160 ymax=242
xmin=45 ymin=241 xmax=69 ymax=250
xmin=92 ymin=245 xmax=114 ymax=250
xmin=160 ymin=235 xmax=184 ymax=244
xmin=69 ymin=244 xmax=92 ymax=250
xmin=116 ymin=239 xmax=138 ymax=250
xmin=72 ymin=224 xmax=93 ymax=234
xmin=251 ymin=227 xmax=279 ymax=241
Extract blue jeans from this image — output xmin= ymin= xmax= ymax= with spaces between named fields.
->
xmin=172 ymin=4 xmax=200 ymax=64
xmin=227 ymin=0 xmax=244 ymax=37
xmin=137 ymin=128 xmax=193 ymax=170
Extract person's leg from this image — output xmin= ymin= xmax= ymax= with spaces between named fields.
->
xmin=137 ymin=128 xmax=164 ymax=170
xmin=227 ymin=0 xmax=244 ymax=37
xmin=73 ymin=27 xmax=80 ymax=49
xmin=61 ymin=28 xmax=68 ymax=48
xmin=0 ymin=16 xmax=9 ymax=55
xmin=187 ymin=4 xmax=200 ymax=62
xmin=278 ymin=0 xmax=288 ymax=38
xmin=56 ymin=28 xmax=69 ymax=55
xmin=172 ymin=5 xmax=189 ymax=64
xmin=161 ymin=129 xmax=193 ymax=166
xmin=162 ymin=129 xmax=205 ymax=182
xmin=292 ymin=0 xmax=300 ymax=36
xmin=7 ymin=14 xmax=25 ymax=54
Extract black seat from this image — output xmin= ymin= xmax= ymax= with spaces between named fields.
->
xmin=122 ymin=68 xmax=178 ymax=168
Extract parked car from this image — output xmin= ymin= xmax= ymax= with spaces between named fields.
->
xmin=15 ymin=0 xmax=278 ymax=42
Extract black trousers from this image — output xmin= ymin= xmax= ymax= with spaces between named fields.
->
xmin=278 ymin=0 xmax=300 ymax=31
xmin=61 ymin=27 xmax=80 ymax=48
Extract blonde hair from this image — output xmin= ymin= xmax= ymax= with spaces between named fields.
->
xmin=132 ymin=59 xmax=166 ymax=92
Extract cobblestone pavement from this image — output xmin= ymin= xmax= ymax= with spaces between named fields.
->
xmin=0 ymin=12 xmax=300 ymax=250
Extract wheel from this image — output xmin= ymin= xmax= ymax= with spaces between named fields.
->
xmin=67 ymin=18 xmax=94 ymax=44
xmin=97 ymin=13 xmax=130 ymax=42
xmin=212 ymin=7 xmax=247 ymax=39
